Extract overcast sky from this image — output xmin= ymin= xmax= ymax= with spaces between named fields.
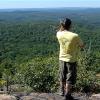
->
xmin=0 ymin=0 xmax=100 ymax=9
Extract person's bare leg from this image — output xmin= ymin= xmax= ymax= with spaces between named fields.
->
xmin=64 ymin=83 xmax=73 ymax=100
xmin=59 ymin=81 xmax=66 ymax=96
xmin=65 ymin=83 xmax=72 ymax=95
xmin=65 ymin=83 xmax=75 ymax=100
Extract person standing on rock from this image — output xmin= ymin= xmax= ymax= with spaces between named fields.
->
xmin=56 ymin=18 xmax=84 ymax=100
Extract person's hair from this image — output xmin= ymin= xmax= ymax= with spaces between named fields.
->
xmin=59 ymin=18 xmax=72 ymax=31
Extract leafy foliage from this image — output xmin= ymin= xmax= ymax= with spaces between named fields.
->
xmin=13 ymin=56 xmax=59 ymax=92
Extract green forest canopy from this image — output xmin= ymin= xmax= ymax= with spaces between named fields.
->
xmin=0 ymin=8 xmax=100 ymax=92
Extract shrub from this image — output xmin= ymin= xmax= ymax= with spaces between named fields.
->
xmin=14 ymin=55 xmax=59 ymax=92
xmin=75 ymin=51 xmax=100 ymax=93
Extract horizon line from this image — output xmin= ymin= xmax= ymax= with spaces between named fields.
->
xmin=0 ymin=6 xmax=100 ymax=10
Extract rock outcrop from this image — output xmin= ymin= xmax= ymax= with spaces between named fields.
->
xmin=0 ymin=94 xmax=16 ymax=100
xmin=0 ymin=92 xmax=100 ymax=100
xmin=90 ymin=94 xmax=100 ymax=100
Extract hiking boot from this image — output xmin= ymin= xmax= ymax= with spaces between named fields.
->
xmin=64 ymin=94 xmax=74 ymax=100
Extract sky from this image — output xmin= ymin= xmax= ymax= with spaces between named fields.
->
xmin=0 ymin=0 xmax=100 ymax=9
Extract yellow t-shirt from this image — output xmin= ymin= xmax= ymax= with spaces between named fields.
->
xmin=57 ymin=30 xmax=83 ymax=62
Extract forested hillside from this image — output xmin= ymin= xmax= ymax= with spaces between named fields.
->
xmin=0 ymin=8 xmax=100 ymax=92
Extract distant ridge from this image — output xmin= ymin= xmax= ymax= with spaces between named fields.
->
xmin=0 ymin=7 xmax=100 ymax=12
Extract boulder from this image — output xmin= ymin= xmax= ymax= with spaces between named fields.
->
xmin=20 ymin=96 xmax=38 ymax=100
xmin=0 ymin=94 xmax=16 ymax=100
xmin=0 ymin=91 xmax=5 ymax=94
xmin=90 ymin=94 xmax=100 ymax=100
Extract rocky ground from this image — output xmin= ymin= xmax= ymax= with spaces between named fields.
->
xmin=0 ymin=91 xmax=100 ymax=100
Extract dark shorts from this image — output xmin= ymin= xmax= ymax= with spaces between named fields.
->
xmin=59 ymin=60 xmax=77 ymax=85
